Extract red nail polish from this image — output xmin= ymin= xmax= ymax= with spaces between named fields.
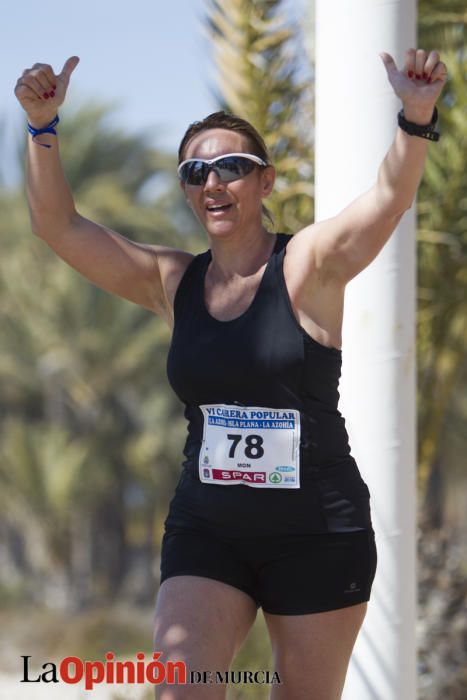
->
xmin=52 ymin=84 xmax=57 ymax=90
xmin=408 ymin=70 xmax=414 ymax=78
xmin=416 ymin=74 xmax=421 ymax=80
xmin=49 ymin=91 xmax=55 ymax=97
xmin=423 ymin=73 xmax=428 ymax=80
xmin=43 ymin=93 xmax=49 ymax=99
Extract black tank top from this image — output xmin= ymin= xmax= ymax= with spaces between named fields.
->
xmin=165 ymin=233 xmax=368 ymax=536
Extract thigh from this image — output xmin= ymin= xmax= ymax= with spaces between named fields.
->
xmin=264 ymin=602 xmax=368 ymax=700
xmin=153 ymin=575 xmax=258 ymax=700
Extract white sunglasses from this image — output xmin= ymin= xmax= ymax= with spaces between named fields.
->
xmin=178 ymin=152 xmax=268 ymax=185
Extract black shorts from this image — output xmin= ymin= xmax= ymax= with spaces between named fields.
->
xmin=160 ymin=525 xmax=377 ymax=615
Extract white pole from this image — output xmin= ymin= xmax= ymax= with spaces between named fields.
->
xmin=314 ymin=2 xmax=417 ymax=699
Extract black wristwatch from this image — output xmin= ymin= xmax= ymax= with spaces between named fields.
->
xmin=397 ymin=107 xmax=440 ymax=142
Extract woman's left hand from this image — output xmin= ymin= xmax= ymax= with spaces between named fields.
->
xmin=380 ymin=49 xmax=448 ymax=120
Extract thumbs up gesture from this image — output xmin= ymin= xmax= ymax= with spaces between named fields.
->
xmin=14 ymin=56 xmax=80 ymax=128
xmin=379 ymin=49 xmax=447 ymax=121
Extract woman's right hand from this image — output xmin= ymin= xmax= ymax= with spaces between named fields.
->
xmin=14 ymin=56 xmax=80 ymax=128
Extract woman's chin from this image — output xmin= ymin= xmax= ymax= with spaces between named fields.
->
xmin=204 ymin=220 xmax=238 ymax=237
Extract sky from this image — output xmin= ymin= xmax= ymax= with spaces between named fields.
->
xmin=1 ymin=0 xmax=307 ymax=187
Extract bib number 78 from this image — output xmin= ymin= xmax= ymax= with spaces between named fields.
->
xmin=227 ymin=434 xmax=264 ymax=459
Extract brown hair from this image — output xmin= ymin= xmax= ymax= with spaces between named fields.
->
xmin=178 ymin=111 xmax=274 ymax=227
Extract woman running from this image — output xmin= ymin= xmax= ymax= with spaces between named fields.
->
xmin=15 ymin=48 xmax=446 ymax=699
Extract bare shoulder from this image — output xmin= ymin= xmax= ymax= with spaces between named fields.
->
xmin=282 ymin=226 xmax=346 ymax=350
xmin=150 ymin=244 xmax=195 ymax=328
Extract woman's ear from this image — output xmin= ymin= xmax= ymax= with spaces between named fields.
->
xmin=261 ymin=165 xmax=276 ymax=198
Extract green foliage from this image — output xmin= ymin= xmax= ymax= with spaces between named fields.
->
xmin=416 ymin=29 xmax=467 ymax=493
xmin=0 ymin=104 xmax=203 ymax=608
xmin=206 ymin=0 xmax=314 ymax=232
xmin=418 ymin=0 xmax=466 ymax=53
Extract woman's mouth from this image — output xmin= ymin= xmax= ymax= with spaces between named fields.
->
xmin=206 ymin=203 xmax=233 ymax=215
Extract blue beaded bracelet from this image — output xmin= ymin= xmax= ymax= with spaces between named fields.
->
xmin=27 ymin=114 xmax=60 ymax=148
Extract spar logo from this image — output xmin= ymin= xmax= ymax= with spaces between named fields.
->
xmin=269 ymin=472 xmax=282 ymax=484
xmin=212 ymin=469 xmax=266 ymax=483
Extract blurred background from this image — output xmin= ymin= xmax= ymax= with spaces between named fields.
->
xmin=0 ymin=1 xmax=466 ymax=698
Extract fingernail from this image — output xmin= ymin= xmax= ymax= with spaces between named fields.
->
xmin=43 ymin=93 xmax=49 ymax=99
xmin=416 ymin=74 xmax=421 ymax=80
xmin=423 ymin=72 xmax=428 ymax=80
xmin=52 ymin=84 xmax=57 ymax=90
xmin=408 ymin=70 xmax=414 ymax=78
xmin=49 ymin=91 xmax=55 ymax=97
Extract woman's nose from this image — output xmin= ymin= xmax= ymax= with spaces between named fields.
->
xmin=204 ymin=168 xmax=225 ymax=190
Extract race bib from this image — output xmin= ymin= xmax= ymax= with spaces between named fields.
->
xmin=198 ymin=404 xmax=301 ymax=489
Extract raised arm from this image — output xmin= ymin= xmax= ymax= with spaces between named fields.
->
xmin=14 ymin=57 xmax=192 ymax=320
xmin=293 ymin=49 xmax=448 ymax=285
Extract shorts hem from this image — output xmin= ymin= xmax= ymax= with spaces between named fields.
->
xmin=160 ymin=569 xmax=259 ymax=607
xmin=262 ymin=596 xmax=371 ymax=616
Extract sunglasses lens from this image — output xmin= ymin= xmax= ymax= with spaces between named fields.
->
xmin=215 ymin=156 xmax=256 ymax=182
xmin=179 ymin=161 xmax=208 ymax=185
